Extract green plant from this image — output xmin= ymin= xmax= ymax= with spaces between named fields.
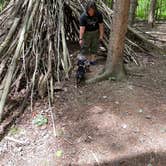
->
xmin=136 ymin=0 xmax=166 ymax=20
xmin=9 ymin=126 xmax=21 ymax=135
xmin=106 ymin=0 xmax=166 ymax=20
xmin=32 ymin=115 xmax=48 ymax=126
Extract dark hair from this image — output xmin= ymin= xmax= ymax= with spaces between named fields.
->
xmin=86 ymin=0 xmax=97 ymax=13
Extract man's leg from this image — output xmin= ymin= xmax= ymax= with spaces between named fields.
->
xmin=80 ymin=33 xmax=91 ymax=72
xmin=90 ymin=31 xmax=99 ymax=65
xmin=81 ymin=33 xmax=90 ymax=58
xmin=90 ymin=54 xmax=96 ymax=65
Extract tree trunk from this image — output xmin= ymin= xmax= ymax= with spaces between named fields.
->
xmin=106 ymin=0 xmax=130 ymax=79
xmin=148 ymin=0 xmax=157 ymax=28
xmin=128 ymin=0 xmax=138 ymax=26
xmin=86 ymin=0 xmax=130 ymax=83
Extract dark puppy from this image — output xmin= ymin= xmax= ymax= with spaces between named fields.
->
xmin=76 ymin=59 xmax=86 ymax=85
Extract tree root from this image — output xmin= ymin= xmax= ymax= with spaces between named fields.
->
xmin=86 ymin=68 xmax=127 ymax=84
xmin=86 ymin=71 xmax=110 ymax=84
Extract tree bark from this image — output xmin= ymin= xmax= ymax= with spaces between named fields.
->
xmin=148 ymin=0 xmax=157 ymax=28
xmin=128 ymin=0 xmax=138 ymax=26
xmin=86 ymin=0 xmax=130 ymax=83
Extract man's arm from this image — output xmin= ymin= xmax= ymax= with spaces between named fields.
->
xmin=80 ymin=26 xmax=85 ymax=39
xmin=99 ymin=23 xmax=104 ymax=41
xmin=79 ymin=26 xmax=85 ymax=46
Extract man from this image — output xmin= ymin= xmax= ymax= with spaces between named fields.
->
xmin=79 ymin=0 xmax=104 ymax=65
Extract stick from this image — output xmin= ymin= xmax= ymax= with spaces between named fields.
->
xmin=0 ymin=0 xmax=38 ymax=122
xmin=0 ymin=17 xmax=20 ymax=57
xmin=5 ymin=136 xmax=27 ymax=145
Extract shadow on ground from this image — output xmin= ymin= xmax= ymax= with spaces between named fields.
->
xmin=69 ymin=152 xmax=166 ymax=166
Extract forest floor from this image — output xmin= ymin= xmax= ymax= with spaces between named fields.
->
xmin=0 ymin=23 xmax=166 ymax=166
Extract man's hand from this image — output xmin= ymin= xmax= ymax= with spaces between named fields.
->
xmin=79 ymin=39 xmax=83 ymax=47
xmin=99 ymin=37 xmax=104 ymax=42
xmin=99 ymin=37 xmax=106 ymax=52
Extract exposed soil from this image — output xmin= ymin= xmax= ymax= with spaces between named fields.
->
xmin=0 ymin=24 xmax=166 ymax=166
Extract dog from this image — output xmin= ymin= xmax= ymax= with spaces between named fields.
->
xmin=76 ymin=54 xmax=90 ymax=85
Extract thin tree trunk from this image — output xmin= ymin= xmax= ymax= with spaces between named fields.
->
xmin=148 ymin=0 xmax=157 ymax=28
xmin=111 ymin=0 xmax=116 ymax=9
xmin=128 ymin=0 xmax=138 ymax=26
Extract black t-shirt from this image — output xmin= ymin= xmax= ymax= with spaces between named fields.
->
xmin=80 ymin=11 xmax=103 ymax=31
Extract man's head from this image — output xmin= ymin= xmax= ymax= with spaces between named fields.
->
xmin=86 ymin=1 xmax=97 ymax=16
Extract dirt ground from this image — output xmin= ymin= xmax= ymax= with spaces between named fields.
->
xmin=0 ymin=24 xmax=166 ymax=166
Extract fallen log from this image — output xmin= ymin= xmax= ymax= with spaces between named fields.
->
xmin=128 ymin=26 xmax=166 ymax=55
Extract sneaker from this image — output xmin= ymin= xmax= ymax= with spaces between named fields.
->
xmin=90 ymin=61 xmax=96 ymax=65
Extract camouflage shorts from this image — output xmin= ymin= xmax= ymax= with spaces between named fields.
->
xmin=81 ymin=30 xmax=99 ymax=55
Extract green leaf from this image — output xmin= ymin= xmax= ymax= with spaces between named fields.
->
xmin=56 ymin=150 xmax=63 ymax=158
xmin=33 ymin=115 xmax=48 ymax=126
xmin=161 ymin=128 xmax=166 ymax=133
xmin=9 ymin=126 xmax=21 ymax=135
xmin=147 ymin=164 xmax=152 ymax=166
